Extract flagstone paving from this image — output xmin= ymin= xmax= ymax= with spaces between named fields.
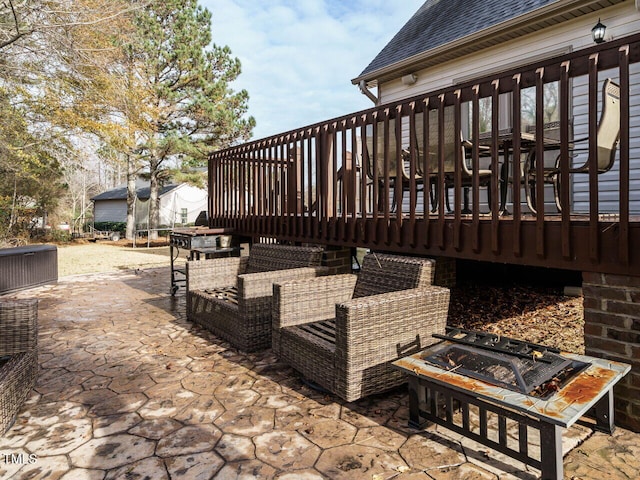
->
xmin=1 ymin=267 xmax=638 ymax=479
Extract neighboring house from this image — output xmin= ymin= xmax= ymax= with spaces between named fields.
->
xmin=91 ymin=182 xmax=208 ymax=227
xmin=352 ymin=0 xmax=640 ymax=213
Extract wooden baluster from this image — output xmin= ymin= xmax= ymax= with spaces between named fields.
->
xmin=588 ymin=55 xmax=599 ymax=262
xmin=511 ymin=76 xmax=522 ymax=257
xmin=535 ymin=68 xmax=546 ymax=258
xmin=491 ymin=79 xmax=500 ymax=254
xmin=471 ymin=85 xmax=481 ymax=253
xmin=619 ymin=45 xmax=630 ymax=265
xmin=559 ymin=61 xmax=572 ymax=260
xmin=422 ymin=99 xmax=431 ymax=249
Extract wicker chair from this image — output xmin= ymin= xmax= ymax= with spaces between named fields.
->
xmin=187 ymin=244 xmax=327 ymax=352
xmin=1 ymin=299 xmax=38 ymax=435
xmin=272 ymin=253 xmax=450 ymax=402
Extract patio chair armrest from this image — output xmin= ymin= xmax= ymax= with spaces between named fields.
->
xmin=238 ymin=266 xmax=329 ymax=301
xmin=567 ymin=135 xmax=589 ymax=146
xmin=186 ymin=257 xmax=248 ymax=291
xmin=462 ymin=140 xmax=490 ymax=151
xmin=335 ymin=286 xmax=450 ymax=360
xmin=552 ymin=148 xmax=595 ymax=174
xmin=273 ymin=274 xmax=358 ymax=329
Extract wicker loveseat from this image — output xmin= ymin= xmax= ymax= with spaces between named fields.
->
xmin=1 ymin=299 xmax=38 ymax=435
xmin=272 ymin=253 xmax=450 ymax=402
xmin=187 ymin=243 xmax=327 ymax=352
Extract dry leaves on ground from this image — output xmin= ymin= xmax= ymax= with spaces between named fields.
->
xmin=448 ymin=284 xmax=584 ymax=354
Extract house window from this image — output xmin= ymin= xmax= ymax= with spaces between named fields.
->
xmin=180 ymin=208 xmax=188 ymax=224
xmin=463 ymin=82 xmax=562 ymax=139
xmin=464 ymin=93 xmax=512 ymax=137
xmin=521 ymin=81 xmax=560 ymax=132
xmin=455 ymin=47 xmax=571 ymax=138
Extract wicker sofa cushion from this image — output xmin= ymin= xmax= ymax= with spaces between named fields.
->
xmin=352 ymin=253 xmax=435 ymax=298
xmin=244 ymin=244 xmax=324 ymax=274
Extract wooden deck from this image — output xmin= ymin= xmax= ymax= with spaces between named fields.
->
xmin=213 ymin=213 xmax=639 ymax=275
xmin=209 ymin=33 xmax=640 ymax=276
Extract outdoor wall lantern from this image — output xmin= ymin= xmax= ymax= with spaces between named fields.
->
xmin=401 ymin=73 xmax=418 ymax=86
xmin=591 ymin=18 xmax=606 ymax=44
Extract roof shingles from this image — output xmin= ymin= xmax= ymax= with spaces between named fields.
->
xmin=358 ymin=0 xmax=560 ymax=78
xmin=91 ymin=184 xmax=179 ymax=202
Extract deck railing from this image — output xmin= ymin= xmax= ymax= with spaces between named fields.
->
xmin=209 ymin=33 xmax=640 ymax=275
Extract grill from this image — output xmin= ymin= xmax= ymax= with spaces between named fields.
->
xmin=170 ymin=228 xmax=230 ymax=249
xmin=169 ymin=227 xmax=234 ymax=295
xmin=393 ymin=327 xmax=630 ymax=480
xmin=425 ymin=328 xmax=588 ymax=398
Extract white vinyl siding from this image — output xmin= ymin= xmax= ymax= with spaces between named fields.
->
xmin=379 ymin=4 xmax=640 ymax=104
xmin=570 ymin=63 xmax=640 ymax=214
xmin=164 ymin=184 xmax=208 ymax=225
xmin=375 ymin=2 xmax=640 ymax=214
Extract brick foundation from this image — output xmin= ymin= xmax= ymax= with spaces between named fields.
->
xmin=583 ymin=272 xmax=640 ymax=432
xmin=431 ymin=256 xmax=456 ymax=288
xmin=322 ymin=246 xmax=352 ymax=275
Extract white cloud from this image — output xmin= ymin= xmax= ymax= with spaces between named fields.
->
xmin=201 ymin=0 xmax=424 ymax=140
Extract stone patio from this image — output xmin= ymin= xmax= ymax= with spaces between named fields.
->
xmin=1 ymin=267 xmax=638 ymax=479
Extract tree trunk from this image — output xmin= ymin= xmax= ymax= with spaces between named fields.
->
xmin=126 ymin=156 xmax=137 ymax=240
xmin=9 ymin=175 xmax=17 ymax=230
xmin=148 ymin=157 xmax=160 ymax=241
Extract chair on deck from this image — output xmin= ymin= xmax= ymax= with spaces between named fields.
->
xmin=187 ymin=243 xmax=326 ymax=352
xmin=430 ymin=107 xmax=492 ymax=214
xmin=361 ymin=108 xmax=496 ymax=214
xmin=363 ymin=118 xmax=423 ymax=213
xmin=272 ymin=253 xmax=449 ymax=402
xmin=523 ymin=78 xmax=620 ymax=213
xmin=413 ymin=107 xmax=494 ymax=213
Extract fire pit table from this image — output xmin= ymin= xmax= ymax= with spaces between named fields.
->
xmin=392 ymin=327 xmax=630 ymax=480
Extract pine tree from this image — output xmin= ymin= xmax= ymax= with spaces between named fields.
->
xmin=131 ymin=0 xmax=254 ymax=238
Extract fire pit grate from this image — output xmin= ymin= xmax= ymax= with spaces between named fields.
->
xmin=433 ymin=327 xmax=562 ymax=358
xmin=425 ymin=328 xmax=588 ymax=397
xmin=392 ymin=327 xmax=631 ymax=480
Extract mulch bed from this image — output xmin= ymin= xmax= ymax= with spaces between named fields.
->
xmin=447 ymin=284 xmax=584 ymax=354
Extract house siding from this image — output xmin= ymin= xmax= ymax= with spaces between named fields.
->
xmin=571 ymin=62 xmax=640 ymax=213
xmin=378 ymin=4 xmax=639 ymax=103
xmin=93 ymin=184 xmax=208 ymax=227
xmin=154 ymin=184 xmax=208 ymax=226
xmin=376 ymin=2 xmax=640 ymax=214
xmin=94 ymin=200 xmax=127 ymax=223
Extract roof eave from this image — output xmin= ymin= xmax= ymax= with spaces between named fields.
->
xmin=351 ymin=0 xmax=620 ymax=86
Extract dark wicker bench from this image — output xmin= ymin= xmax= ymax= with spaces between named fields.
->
xmin=1 ymin=299 xmax=38 ymax=435
xmin=187 ymin=244 xmax=327 ymax=352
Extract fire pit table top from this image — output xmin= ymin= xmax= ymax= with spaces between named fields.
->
xmin=393 ymin=340 xmax=630 ymax=428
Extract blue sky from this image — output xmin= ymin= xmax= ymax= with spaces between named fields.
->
xmin=200 ymin=0 xmax=424 ymax=141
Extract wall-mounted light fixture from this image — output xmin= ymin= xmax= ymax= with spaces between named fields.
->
xmin=591 ymin=18 xmax=606 ymax=44
xmin=401 ymin=73 xmax=418 ymax=86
